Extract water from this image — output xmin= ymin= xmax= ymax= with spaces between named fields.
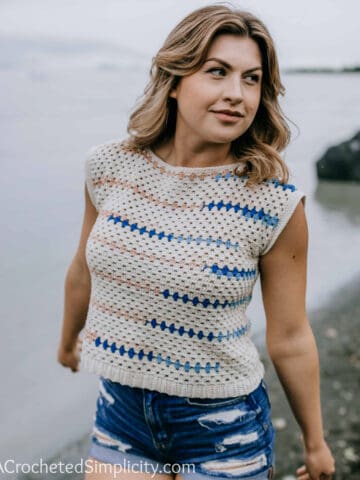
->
xmin=0 ymin=35 xmax=359 ymax=469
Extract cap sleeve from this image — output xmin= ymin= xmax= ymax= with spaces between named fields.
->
xmin=259 ymin=180 xmax=307 ymax=256
xmin=84 ymin=145 xmax=99 ymax=209
xmin=84 ymin=144 xmax=112 ymax=212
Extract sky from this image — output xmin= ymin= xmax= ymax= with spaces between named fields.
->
xmin=0 ymin=0 xmax=359 ymax=68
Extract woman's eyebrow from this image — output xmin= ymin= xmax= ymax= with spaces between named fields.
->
xmin=204 ymin=57 xmax=262 ymax=73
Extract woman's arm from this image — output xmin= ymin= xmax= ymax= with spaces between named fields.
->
xmin=259 ymin=200 xmax=335 ymax=480
xmin=57 ymin=184 xmax=98 ymax=372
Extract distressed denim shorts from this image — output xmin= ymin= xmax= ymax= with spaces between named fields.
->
xmin=87 ymin=377 xmax=275 ymax=479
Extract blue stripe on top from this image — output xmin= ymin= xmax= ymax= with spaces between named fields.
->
xmin=107 ymin=213 xmax=240 ymax=249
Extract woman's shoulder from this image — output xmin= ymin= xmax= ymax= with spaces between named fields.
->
xmin=243 ymin=175 xmax=305 ymax=199
xmin=258 ymin=176 xmax=306 ymax=215
xmin=238 ymin=175 xmax=306 ymax=229
xmin=84 ymin=137 xmax=137 ymax=211
xmin=84 ymin=136 xmax=144 ymax=174
xmin=258 ymin=177 xmax=304 ymax=195
xmin=251 ymin=177 xmax=306 ymax=256
xmin=262 ymin=177 xmax=306 ymax=204
xmin=85 ymin=136 xmax=132 ymax=158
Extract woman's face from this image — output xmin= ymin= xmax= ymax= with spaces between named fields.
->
xmin=169 ymin=34 xmax=263 ymax=147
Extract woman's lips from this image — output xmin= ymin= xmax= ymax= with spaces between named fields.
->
xmin=212 ymin=111 xmax=244 ymax=122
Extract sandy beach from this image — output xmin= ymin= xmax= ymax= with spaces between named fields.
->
xmin=257 ymin=272 xmax=360 ymax=479
xmin=19 ymin=272 xmax=360 ymax=480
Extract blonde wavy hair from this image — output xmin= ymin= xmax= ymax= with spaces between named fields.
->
xmin=126 ymin=3 xmax=292 ymax=186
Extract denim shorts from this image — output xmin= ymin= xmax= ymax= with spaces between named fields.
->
xmin=87 ymin=377 xmax=275 ymax=479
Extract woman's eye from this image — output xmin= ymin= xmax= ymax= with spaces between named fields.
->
xmin=207 ymin=67 xmax=226 ymax=76
xmin=245 ymin=74 xmax=260 ymax=83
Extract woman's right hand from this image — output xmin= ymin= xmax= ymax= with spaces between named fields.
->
xmin=57 ymin=337 xmax=83 ymax=373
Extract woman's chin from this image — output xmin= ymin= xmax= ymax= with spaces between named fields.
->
xmin=209 ymin=134 xmax=243 ymax=145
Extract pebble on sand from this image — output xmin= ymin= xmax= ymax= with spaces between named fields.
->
xmin=272 ymin=417 xmax=287 ymax=430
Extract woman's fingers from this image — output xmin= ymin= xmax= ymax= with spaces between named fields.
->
xmin=296 ymin=465 xmax=310 ymax=480
xmin=296 ymin=465 xmax=335 ymax=480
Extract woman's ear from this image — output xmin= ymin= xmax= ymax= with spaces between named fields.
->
xmin=169 ymin=88 xmax=177 ymax=99
xmin=169 ymin=77 xmax=180 ymax=100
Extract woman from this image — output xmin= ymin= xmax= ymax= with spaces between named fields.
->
xmin=57 ymin=5 xmax=335 ymax=480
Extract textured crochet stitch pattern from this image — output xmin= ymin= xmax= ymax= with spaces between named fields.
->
xmin=80 ymin=139 xmax=306 ymax=398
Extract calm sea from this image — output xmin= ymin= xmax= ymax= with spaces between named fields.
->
xmin=1 ymin=36 xmax=359 ymax=470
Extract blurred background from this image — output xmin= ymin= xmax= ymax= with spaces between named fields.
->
xmin=1 ymin=0 xmax=359 ymax=477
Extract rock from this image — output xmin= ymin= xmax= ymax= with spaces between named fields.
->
xmin=332 ymin=380 xmax=342 ymax=390
xmin=273 ymin=417 xmax=287 ymax=430
xmin=349 ymin=353 xmax=360 ymax=367
xmin=344 ymin=447 xmax=359 ymax=463
xmin=338 ymin=406 xmax=347 ymax=416
xmin=341 ymin=391 xmax=353 ymax=401
xmin=337 ymin=439 xmax=347 ymax=448
xmin=316 ymin=130 xmax=360 ymax=182
xmin=325 ymin=327 xmax=338 ymax=339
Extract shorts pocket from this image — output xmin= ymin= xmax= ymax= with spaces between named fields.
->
xmin=184 ymin=393 xmax=248 ymax=408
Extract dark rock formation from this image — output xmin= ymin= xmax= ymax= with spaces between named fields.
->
xmin=316 ymin=131 xmax=360 ymax=182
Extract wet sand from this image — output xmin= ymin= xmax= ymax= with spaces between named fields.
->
xmin=20 ymin=273 xmax=360 ymax=480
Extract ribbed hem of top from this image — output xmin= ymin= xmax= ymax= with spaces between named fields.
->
xmin=80 ymin=356 xmax=265 ymax=398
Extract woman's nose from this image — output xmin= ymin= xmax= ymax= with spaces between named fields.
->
xmin=222 ymin=78 xmax=244 ymax=103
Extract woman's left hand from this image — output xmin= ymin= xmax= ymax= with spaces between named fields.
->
xmin=296 ymin=440 xmax=335 ymax=480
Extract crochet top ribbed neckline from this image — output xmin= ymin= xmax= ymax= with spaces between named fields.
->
xmin=146 ymin=147 xmax=243 ymax=176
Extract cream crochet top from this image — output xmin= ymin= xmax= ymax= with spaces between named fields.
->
xmin=79 ymin=139 xmax=306 ymax=398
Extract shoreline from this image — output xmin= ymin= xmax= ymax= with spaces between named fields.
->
xmin=258 ymin=272 xmax=360 ymax=479
xmin=20 ymin=273 xmax=360 ymax=479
